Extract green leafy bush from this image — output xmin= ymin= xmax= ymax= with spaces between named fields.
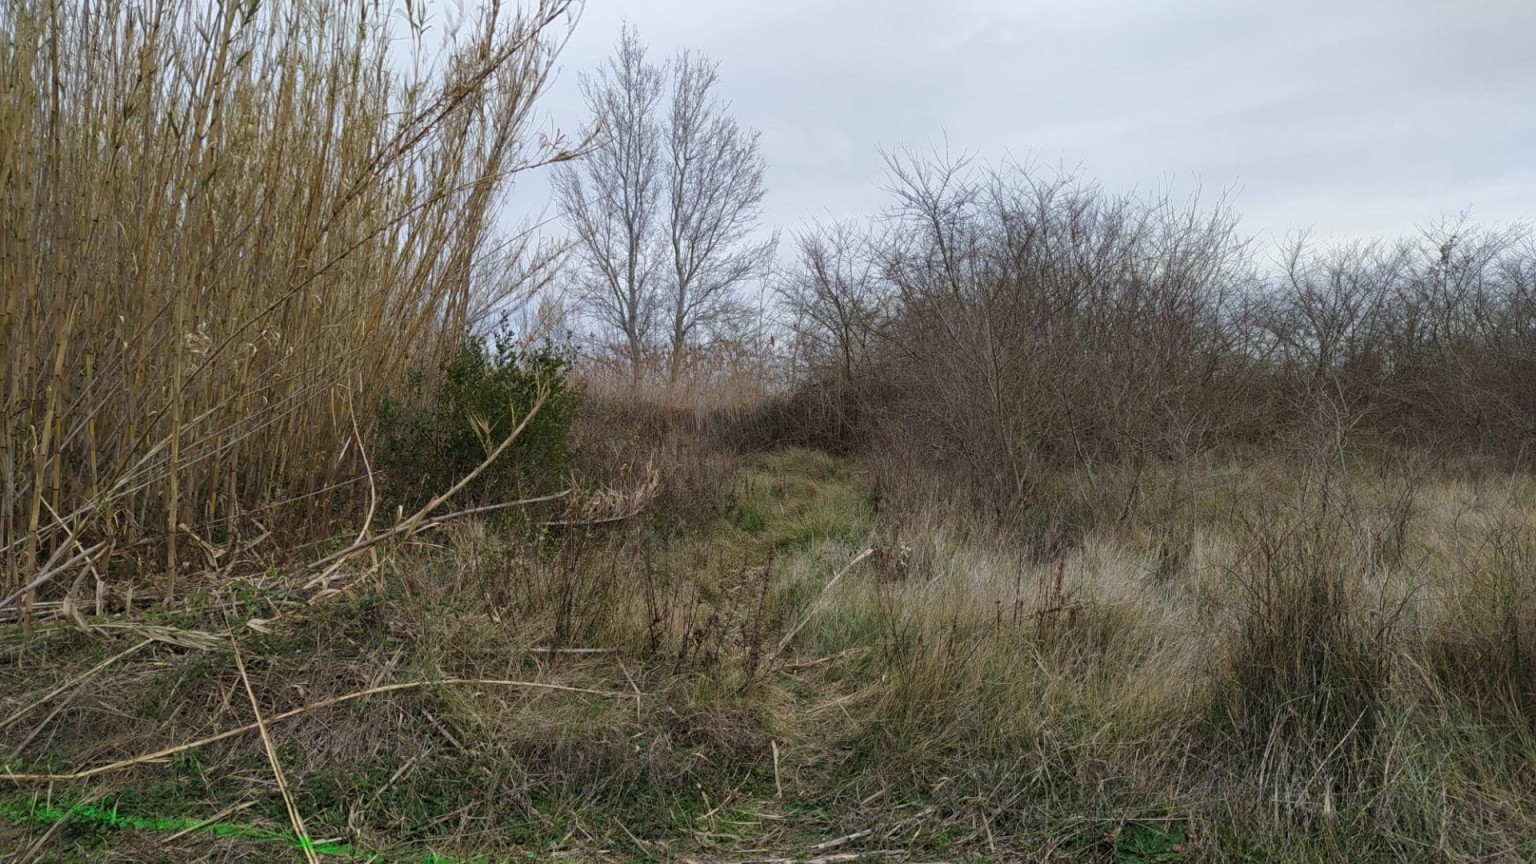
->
xmin=375 ymin=331 xmax=580 ymax=512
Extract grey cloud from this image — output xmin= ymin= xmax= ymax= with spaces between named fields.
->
xmin=508 ymin=0 xmax=1533 ymax=240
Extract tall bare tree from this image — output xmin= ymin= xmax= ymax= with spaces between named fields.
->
xmin=553 ymin=24 xmax=663 ymax=381
xmin=663 ymin=50 xmax=775 ymax=380
xmin=556 ymin=25 xmax=773 ymax=383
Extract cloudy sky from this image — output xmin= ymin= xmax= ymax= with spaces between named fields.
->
xmin=494 ymin=0 xmax=1534 ymax=246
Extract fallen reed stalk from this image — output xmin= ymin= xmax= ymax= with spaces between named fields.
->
xmin=0 ymin=678 xmax=638 ymax=784
xmin=232 ymin=637 xmax=319 ymax=864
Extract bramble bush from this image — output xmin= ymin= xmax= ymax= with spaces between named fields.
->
xmin=375 ymin=330 xmax=580 ymax=512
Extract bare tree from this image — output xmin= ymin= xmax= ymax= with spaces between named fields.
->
xmin=556 ymin=26 xmax=774 ymax=384
xmin=553 ymin=24 xmax=662 ymax=381
xmin=663 ymin=50 xmax=775 ymax=380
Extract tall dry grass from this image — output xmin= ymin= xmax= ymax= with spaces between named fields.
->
xmin=574 ymin=337 xmax=784 ymax=418
xmin=379 ymin=443 xmax=1536 ymax=856
xmin=1 ymin=0 xmax=577 ymax=608
xmin=6 ymin=442 xmax=1536 ymax=857
xmin=566 ymin=336 xmax=784 ymax=516
xmin=787 ymin=445 xmax=1536 ymax=857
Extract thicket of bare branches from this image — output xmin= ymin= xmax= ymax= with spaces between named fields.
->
xmin=779 ymin=220 xmax=887 ymax=386
xmin=759 ymin=220 xmax=891 ymax=451
xmin=770 ymin=152 xmax=1536 ymax=517
xmin=1247 ymin=222 xmax=1536 ymax=455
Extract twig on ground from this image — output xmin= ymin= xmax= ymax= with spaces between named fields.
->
xmin=305 ymin=490 xmax=571 ymax=581
xmin=16 ymin=790 xmax=109 ymax=864
xmin=1 ymin=639 xmax=153 ymax=733
xmin=722 ymin=853 xmax=912 ymax=864
xmin=163 ymin=800 xmax=257 ymax=845
xmin=772 ymin=740 xmax=783 ymax=799
xmin=810 ymin=830 xmax=872 ymax=851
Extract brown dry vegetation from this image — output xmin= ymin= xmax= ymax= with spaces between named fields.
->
xmin=6 ymin=3 xmax=1536 ymax=863
xmin=2 ymin=0 xmax=577 ymax=611
xmin=7 ymin=444 xmax=1536 ymax=862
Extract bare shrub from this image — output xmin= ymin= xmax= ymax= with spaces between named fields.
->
xmin=778 ymin=220 xmax=889 ymax=388
xmin=774 ymin=151 xmax=1536 ymax=534
xmin=865 ymin=152 xmax=1249 ymax=524
xmin=1247 ymin=219 xmax=1536 ymax=460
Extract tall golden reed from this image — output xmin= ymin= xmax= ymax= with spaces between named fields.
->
xmin=1 ymin=0 xmax=578 ymax=606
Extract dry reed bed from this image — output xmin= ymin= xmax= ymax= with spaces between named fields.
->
xmin=1 ymin=0 xmax=577 ymax=611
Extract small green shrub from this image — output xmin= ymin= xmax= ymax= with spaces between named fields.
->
xmin=375 ymin=330 xmax=580 ymax=512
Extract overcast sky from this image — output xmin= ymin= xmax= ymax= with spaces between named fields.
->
xmin=492 ymin=0 xmax=1534 ymax=247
